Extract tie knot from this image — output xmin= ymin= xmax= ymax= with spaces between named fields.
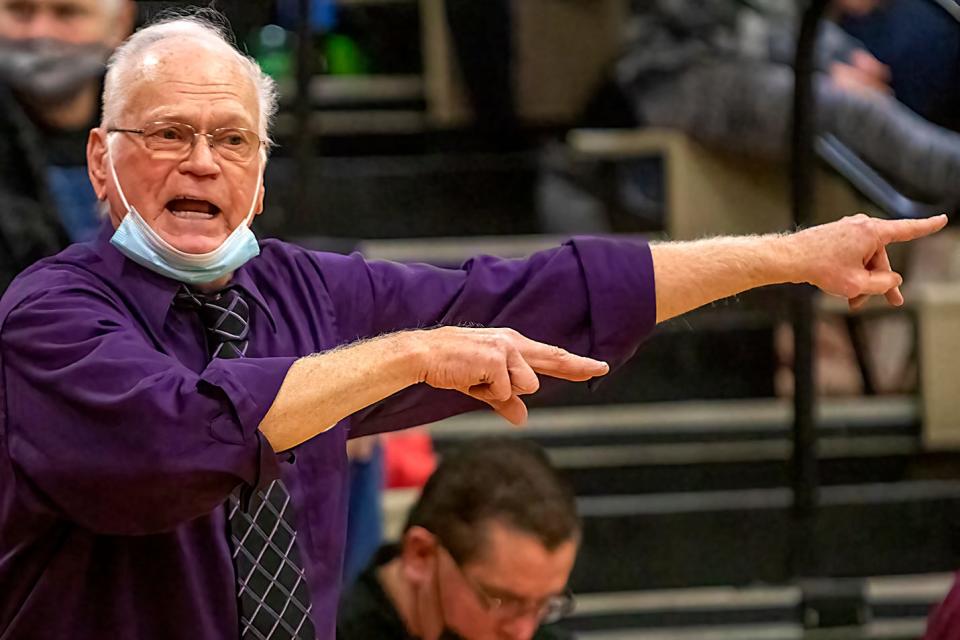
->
xmin=174 ymin=285 xmax=250 ymax=359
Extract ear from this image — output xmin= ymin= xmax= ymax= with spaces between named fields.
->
xmin=254 ymin=175 xmax=266 ymax=217
xmin=400 ymin=526 xmax=439 ymax=587
xmin=106 ymin=0 xmax=137 ymax=48
xmin=87 ymin=128 xmax=109 ymax=201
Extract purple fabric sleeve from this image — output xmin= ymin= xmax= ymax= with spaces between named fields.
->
xmin=0 ymin=286 xmax=291 ymax=535
xmin=328 ymin=237 xmax=657 ymax=438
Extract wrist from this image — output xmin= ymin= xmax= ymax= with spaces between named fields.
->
xmin=393 ymin=330 xmax=431 ymax=386
xmin=772 ymin=232 xmax=809 ymax=285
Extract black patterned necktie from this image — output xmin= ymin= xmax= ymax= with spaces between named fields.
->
xmin=174 ymin=286 xmax=316 ymax=640
xmin=174 ymin=286 xmax=251 ymax=359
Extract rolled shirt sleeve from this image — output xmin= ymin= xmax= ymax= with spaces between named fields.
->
xmin=335 ymin=236 xmax=657 ymax=437
xmin=0 ymin=284 xmax=293 ymax=535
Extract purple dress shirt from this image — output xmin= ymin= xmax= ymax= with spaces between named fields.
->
xmin=0 ymin=224 xmax=655 ymax=640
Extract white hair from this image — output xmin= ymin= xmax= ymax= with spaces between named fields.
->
xmin=101 ymin=11 xmax=278 ymax=147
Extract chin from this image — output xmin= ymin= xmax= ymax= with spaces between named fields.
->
xmin=154 ymin=210 xmax=234 ymax=254
xmin=160 ymin=232 xmax=229 ymax=254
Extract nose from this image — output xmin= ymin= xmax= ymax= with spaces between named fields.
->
xmin=499 ymin=612 xmax=540 ymax=640
xmin=23 ymin=11 xmax=61 ymax=40
xmin=178 ymin=136 xmax=222 ymax=178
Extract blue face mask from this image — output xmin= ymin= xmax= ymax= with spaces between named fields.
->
xmin=106 ymin=137 xmax=263 ymax=285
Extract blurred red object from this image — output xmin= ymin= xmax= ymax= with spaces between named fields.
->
xmin=924 ymin=572 xmax=960 ymax=640
xmin=384 ymin=429 xmax=436 ymax=489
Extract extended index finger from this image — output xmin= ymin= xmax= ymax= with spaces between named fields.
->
xmin=877 ymin=214 xmax=948 ymax=245
xmin=516 ymin=336 xmax=609 ymax=381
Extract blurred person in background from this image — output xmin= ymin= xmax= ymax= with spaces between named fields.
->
xmin=841 ymin=0 xmax=960 ymax=131
xmin=617 ymin=0 xmax=960 ymax=205
xmin=338 ymin=438 xmax=576 ymax=640
xmin=0 ymin=0 xmax=134 ymax=290
xmin=344 ymin=429 xmax=438 ymax=586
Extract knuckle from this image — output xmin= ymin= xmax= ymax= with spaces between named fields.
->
xmin=483 ymin=351 xmax=502 ymax=370
xmin=477 ymin=333 xmax=496 ymax=348
xmin=846 ymin=213 xmax=867 ymax=226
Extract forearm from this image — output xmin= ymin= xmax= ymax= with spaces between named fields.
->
xmin=651 ymin=234 xmax=801 ymax=323
xmin=654 ymin=213 xmax=949 ymax=321
xmin=259 ymin=332 xmax=424 ymax=451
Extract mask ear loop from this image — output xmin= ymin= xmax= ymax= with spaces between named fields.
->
xmin=240 ymin=152 xmax=265 ymax=228
xmin=106 ymin=133 xmax=134 ymax=214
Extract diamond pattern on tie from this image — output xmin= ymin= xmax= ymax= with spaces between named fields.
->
xmin=174 ymin=286 xmax=250 ymax=359
xmin=173 ymin=285 xmax=315 ymax=639
xmin=229 ymin=482 xmax=315 ymax=640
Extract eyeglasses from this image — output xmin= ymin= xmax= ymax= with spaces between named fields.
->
xmin=440 ymin=545 xmax=575 ymax=625
xmin=108 ymin=121 xmax=264 ymax=163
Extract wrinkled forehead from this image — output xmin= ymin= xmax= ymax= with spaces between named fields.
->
xmin=121 ymin=37 xmax=260 ymax=127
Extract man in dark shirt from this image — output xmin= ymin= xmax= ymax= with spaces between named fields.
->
xmin=0 ymin=0 xmax=134 ymax=289
xmin=339 ymin=438 xmax=575 ymax=640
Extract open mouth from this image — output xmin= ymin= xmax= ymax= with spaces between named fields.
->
xmin=165 ymin=197 xmax=221 ymax=220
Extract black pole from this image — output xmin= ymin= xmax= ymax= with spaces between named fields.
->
xmin=294 ymin=0 xmax=314 ymax=229
xmin=790 ymin=0 xmax=829 ymax=572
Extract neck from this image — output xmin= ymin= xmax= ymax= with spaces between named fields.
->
xmin=380 ymin=559 xmax=434 ymax=640
xmin=195 ymin=273 xmax=234 ymax=293
xmin=27 ymin=81 xmax=98 ymax=130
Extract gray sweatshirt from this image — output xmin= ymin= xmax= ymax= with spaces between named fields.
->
xmin=616 ymin=0 xmax=864 ymax=85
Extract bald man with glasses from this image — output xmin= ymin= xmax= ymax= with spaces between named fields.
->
xmin=0 ymin=11 xmax=948 ymax=640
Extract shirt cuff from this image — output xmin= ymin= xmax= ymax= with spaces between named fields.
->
xmin=200 ymin=356 xmax=298 ymax=491
xmin=569 ymin=236 xmax=657 ymax=370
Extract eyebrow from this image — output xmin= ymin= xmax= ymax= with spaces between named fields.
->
xmin=142 ymin=111 xmax=256 ymax=129
xmin=474 ymin=579 xmax=528 ymax=603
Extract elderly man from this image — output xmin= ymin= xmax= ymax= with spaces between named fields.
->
xmin=338 ymin=438 xmax=579 ymax=640
xmin=0 ymin=12 xmax=947 ymax=640
xmin=0 ymin=0 xmax=134 ymax=289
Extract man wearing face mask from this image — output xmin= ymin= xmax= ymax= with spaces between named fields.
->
xmin=338 ymin=438 xmax=577 ymax=640
xmin=0 ymin=11 xmax=948 ymax=640
xmin=0 ymin=0 xmax=134 ymax=290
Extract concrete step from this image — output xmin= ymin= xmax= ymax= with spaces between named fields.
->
xmin=558 ymin=573 xmax=952 ymax=639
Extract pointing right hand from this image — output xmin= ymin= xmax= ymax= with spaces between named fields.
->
xmin=413 ymin=326 xmax=609 ymax=426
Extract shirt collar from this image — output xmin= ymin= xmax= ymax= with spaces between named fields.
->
xmin=93 ymin=221 xmax=278 ymax=335
xmin=230 ymin=265 xmax=278 ymax=333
